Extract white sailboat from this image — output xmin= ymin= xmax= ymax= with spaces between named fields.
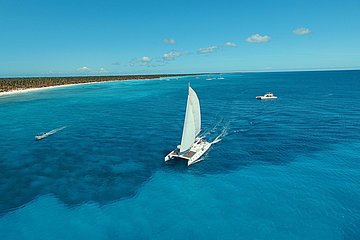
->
xmin=165 ymin=84 xmax=212 ymax=166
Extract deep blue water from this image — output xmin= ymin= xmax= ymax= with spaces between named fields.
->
xmin=0 ymin=70 xmax=359 ymax=239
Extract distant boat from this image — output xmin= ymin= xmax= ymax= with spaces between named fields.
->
xmin=217 ymin=74 xmax=225 ymax=80
xmin=165 ymin=84 xmax=212 ymax=166
xmin=206 ymin=76 xmax=224 ymax=80
xmin=35 ymin=126 xmax=66 ymax=140
xmin=256 ymin=92 xmax=278 ymax=100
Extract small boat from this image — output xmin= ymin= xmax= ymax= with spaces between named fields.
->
xmin=165 ymin=84 xmax=212 ymax=166
xmin=256 ymin=92 xmax=278 ymax=100
xmin=35 ymin=131 xmax=54 ymax=140
xmin=35 ymin=126 xmax=66 ymax=140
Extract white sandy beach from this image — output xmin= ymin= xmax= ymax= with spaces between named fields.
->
xmin=0 ymin=80 xmax=130 ymax=97
xmin=0 ymin=84 xmax=79 ymax=97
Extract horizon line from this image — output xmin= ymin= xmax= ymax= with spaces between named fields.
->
xmin=1 ymin=67 xmax=359 ymax=79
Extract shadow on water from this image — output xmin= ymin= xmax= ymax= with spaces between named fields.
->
xmin=163 ymin=159 xmax=189 ymax=171
xmin=1 ymin=71 xmax=360 ymax=216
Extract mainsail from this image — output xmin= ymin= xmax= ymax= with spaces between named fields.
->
xmin=179 ymin=85 xmax=201 ymax=152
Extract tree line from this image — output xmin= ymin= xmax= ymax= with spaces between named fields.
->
xmin=0 ymin=74 xmax=195 ymax=92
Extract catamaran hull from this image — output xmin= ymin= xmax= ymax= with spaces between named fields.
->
xmin=165 ymin=139 xmax=212 ymax=166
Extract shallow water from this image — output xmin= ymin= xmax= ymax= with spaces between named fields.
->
xmin=0 ymin=71 xmax=359 ymax=239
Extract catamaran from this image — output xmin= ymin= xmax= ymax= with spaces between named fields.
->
xmin=165 ymin=84 xmax=212 ymax=166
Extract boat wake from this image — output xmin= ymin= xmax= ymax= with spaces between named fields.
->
xmin=206 ymin=77 xmax=225 ymax=81
xmin=200 ymin=118 xmax=230 ymax=145
xmin=210 ymin=124 xmax=228 ymax=144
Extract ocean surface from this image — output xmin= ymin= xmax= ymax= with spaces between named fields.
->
xmin=0 ymin=70 xmax=359 ymax=239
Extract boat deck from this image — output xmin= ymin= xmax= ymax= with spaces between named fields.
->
xmin=183 ymin=151 xmax=196 ymax=158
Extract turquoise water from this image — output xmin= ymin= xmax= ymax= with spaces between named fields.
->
xmin=0 ymin=71 xmax=359 ymax=239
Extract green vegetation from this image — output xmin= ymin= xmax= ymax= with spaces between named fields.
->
xmin=0 ymin=74 xmax=196 ymax=92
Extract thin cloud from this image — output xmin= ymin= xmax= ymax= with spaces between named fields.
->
xmin=77 ymin=66 xmax=91 ymax=72
xmin=197 ymin=46 xmax=218 ymax=54
xmin=153 ymin=58 xmax=167 ymax=67
xmin=224 ymin=42 xmax=237 ymax=47
xmin=246 ymin=34 xmax=271 ymax=43
xmin=141 ymin=56 xmax=152 ymax=63
xmin=163 ymin=51 xmax=183 ymax=61
xmin=112 ymin=62 xmax=121 ymax=66
xmin=98 ymin=67 xmax=108 ymax=73
xmin=130 ymin=56 xmax=157 ymax=67
xmin=293 ymin=27 xmax=311 ymax=35
xmin=164 ymin=38 xmax=176 ymax=44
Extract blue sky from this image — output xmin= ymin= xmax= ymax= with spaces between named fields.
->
xmin=1 ymin=0 xmax=359 ymax=76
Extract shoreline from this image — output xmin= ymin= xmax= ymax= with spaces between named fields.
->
xmin=0 ymin=75 xmax=192 ymax=97
xmin=0 ymin=81 xmax=111 ymax=97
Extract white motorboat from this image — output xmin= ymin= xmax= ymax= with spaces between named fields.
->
xmin=217 ymin=74 xmax=225 ymax=80
xmin=165 ymin=84 xmax=212 ymax=166
xmin=256 ymin=92 xmax=278 ymax=100
xmin=35 ymin=126 xmax=66 ymax=140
